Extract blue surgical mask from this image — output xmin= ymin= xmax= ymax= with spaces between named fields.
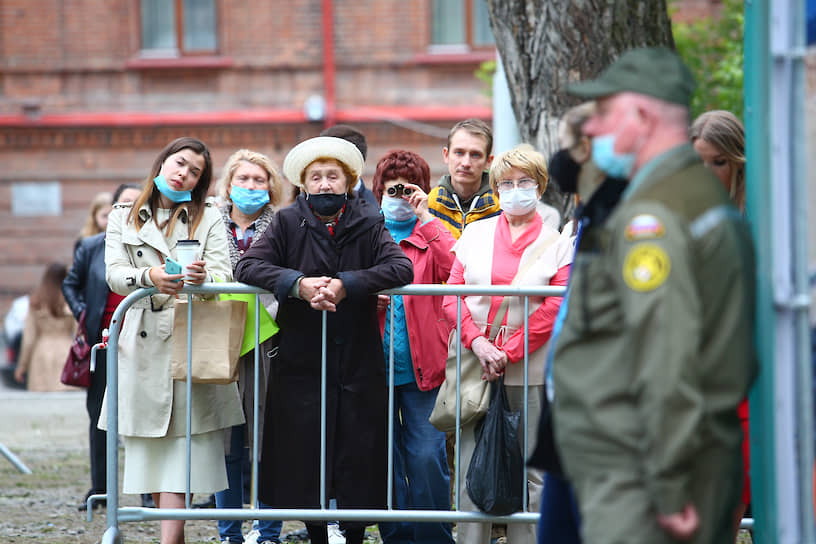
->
xmin=381 ymin=195 xmax=416 ymax=222
xmin=591 ymin=135 xmax=636 ymax=179
xmin=153 ymin=174 xmax=192 ymax=203
xmin=230 ymin=185 xmax=270 ymax=215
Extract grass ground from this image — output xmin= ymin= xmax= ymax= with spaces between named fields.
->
xmin=0 ymin=391 xmax=382 ymax=543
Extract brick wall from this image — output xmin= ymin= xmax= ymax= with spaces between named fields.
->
xmin=0 ymin=0 xmax=482 ymax=314
xmin=0 ymin=0 xmax=737 ymax=316
xmin=0 ymin=119 xmax=457 ymax=313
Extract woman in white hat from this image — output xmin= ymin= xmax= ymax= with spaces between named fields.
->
xmin=235 ymin=136 xmax=414 ymax=544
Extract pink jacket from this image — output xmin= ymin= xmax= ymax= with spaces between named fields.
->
xmin=379 ymin=218 xmax=456 ymax=391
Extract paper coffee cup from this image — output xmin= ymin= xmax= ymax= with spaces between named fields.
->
xmin=175 ymin=240 xmax=201 ymax=280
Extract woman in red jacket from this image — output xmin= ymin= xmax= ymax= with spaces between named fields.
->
xmin=373 ymin=150 xmax=456 ymax=544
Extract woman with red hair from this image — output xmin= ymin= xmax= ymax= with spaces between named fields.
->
xmin=372 ymin=150 xmax=456 ymax=544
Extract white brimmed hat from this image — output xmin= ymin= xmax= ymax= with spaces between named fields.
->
xmin=283 ymin=136 xmax=364 ymax=188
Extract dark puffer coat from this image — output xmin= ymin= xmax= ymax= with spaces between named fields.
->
xmin=235 ymin=194 xmax=413 ymax=510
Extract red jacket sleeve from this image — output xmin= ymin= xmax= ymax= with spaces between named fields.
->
xmin=500 ymin=264 xmax=571 ymax=363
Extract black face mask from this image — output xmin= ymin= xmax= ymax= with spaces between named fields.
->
xmin=548 ymin=149 xmax=581 ymax=194
xmin=307 ymin=192 xmax=347 ymax=216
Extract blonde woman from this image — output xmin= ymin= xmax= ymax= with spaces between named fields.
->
xmin=690 ymin=110 xmax=751 ymax=539
xmin=442 ymin=144 xmax=573 ymax=544
xmin=104 ymin=137 xmax=243 ymax=544
xmin=689 ymin=110 xmax=746 ymax=210
xmin=214 ymin=149 xmax=284 ymax=544
xmin=76 ymin=191 xmax=112 ymax=250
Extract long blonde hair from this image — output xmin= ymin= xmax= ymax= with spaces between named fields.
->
xmin=690 ymin=110 xmax=746 ymax=210
xmin=78 ymin=192 xmax=112 ymax=238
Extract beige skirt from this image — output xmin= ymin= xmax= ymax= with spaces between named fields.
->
xmin=122 ymin=430 xmax=227 ymax=495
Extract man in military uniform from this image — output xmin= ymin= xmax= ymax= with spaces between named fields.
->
xmin=551 ymin=47 xmax=757 ymax=544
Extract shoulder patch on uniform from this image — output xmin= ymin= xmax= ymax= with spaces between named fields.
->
xmin=622 ymin=243 xmax=670 ymax=292
xmin=624 ymin=214 xmax=665 ymax=240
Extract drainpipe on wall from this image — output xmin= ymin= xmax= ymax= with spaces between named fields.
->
xmin=491 ymin=53 xmax=520 ymax=155
xmin=321 ymin=0 xmax=337 ymax=128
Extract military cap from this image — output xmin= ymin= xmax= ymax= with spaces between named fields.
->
xmin=567 ymin=47 xmax=696 ymax=106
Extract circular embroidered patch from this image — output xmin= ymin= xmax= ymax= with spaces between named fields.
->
xmin=622 ymin=243 xmax=671 ymax=291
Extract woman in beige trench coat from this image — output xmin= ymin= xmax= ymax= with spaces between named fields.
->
xmin=103 ymin=137 xmax=244 ymax=544
xmin=14 ymin=262 xmax=76 ymax=392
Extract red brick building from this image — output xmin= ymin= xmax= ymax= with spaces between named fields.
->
xmin=0 ymin=0 xmax=733 ymax=313
xmin=0 ymin=0 xmax=496 ymax=311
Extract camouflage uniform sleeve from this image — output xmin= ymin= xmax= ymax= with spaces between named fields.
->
xmin=611 ymin=202 xmax=704 ymax=515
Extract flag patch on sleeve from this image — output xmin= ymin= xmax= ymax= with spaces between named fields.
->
xmin=624 ymin=214 xmax=665 ymax=240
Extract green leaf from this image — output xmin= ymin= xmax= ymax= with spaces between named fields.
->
xmin=672 ymin=0 xmax=744 ymax=120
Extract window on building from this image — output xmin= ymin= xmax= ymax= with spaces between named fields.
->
xmin=431 ymin=0 xmax=494 ymax=49
xmin=140 ymin=0 xmax=217 ymax=56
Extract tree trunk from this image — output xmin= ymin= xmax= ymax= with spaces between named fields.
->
xmin=487 ymin=0 xmax=675 ymax=219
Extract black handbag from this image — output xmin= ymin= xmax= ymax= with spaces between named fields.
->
xmin=465 ymin=376 xmax=524 ymax=515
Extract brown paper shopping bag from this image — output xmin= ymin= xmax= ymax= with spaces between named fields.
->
xmin=171 ymin=298 xmax=247 ymax=384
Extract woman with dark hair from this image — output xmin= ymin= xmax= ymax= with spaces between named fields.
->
xmin=235 ymin=136 xmax=413 ymax=544
xmin=533 ymin=101 xmax=626 ymax=544
xmin=63 ymin=183 xmax=142 ymax=511
xmin=103 ymin=137 xmax=243 ymax=544
xmin=14 ymin=262 xmax=75 ymax=391
xmin=371 ymin=150 xmax=456 ymax=544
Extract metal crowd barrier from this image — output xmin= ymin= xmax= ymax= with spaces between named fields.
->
xmin=0 ymin=442 xmax=31 ymax=474
xmin=94 ymin=282 xmax=752 ymax=543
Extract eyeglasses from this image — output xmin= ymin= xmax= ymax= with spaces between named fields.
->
xmin=386 ymin=184 xmax=414 ymax=197
xmin=497 ymin=178 xmax=537 ymax=191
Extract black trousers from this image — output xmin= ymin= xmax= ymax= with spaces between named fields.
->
xmin=86 ymin=348 xmax=107 ymax=493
